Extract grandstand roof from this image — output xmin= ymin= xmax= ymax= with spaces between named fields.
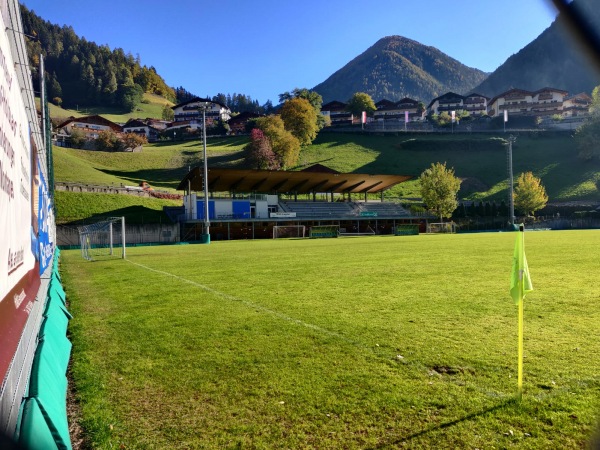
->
xmin=178 ymin=168 xmax=411 ymax=195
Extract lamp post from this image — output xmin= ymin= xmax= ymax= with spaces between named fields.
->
xmin=199 ymin=102 xmax=211 ymax=243
xmin=507 ymin=135 xmax=517 ymax=227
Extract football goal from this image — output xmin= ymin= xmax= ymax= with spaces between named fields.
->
xmin=273 ymin=225 xmax=306 ymax=239
xmin=426 ymin=222 xmax=456 ymax=234
xmin=78 ymin=217 xmax=126 ymax=261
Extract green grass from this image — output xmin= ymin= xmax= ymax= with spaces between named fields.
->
xmin=303 ymin=132 xmax=600 ymax=201
xmin=47 ymin=93 xmax=174 ymax=124
xmin=61 ymin=231 xmax=600 ymax=449
xmin=52 ymin=130 xmax=600 ymax=224
xmin=54 ymin=191 xmax=180 ymax=224
xmin=55 ymin=131 xmax=600 ymax=202
xmin=53 ymin=137 xmax=248 ymax=192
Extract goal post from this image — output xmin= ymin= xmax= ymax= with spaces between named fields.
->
xmin=273 ymin=225 xmax=306 ymax=239
xmin=426 ymin=222 xmax=456 ymax=234
xmin=78 ymin=217 xmax=126 ymax=260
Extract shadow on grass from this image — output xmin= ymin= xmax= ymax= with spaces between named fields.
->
xmin=99 ymin=150 xmax=246 ymax=190
xmin=366 ymin=398 xmax=518 ymax=449
xmin=98 ymin=167 xmax=191 ymax=190
xmin=67 ymin=205 xmax=172 ymax=226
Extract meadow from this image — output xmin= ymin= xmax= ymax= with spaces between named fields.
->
xmin=61 ymin=231 xmax=600 ymax=449
xmin=52 ymin=130 xmax=600 ymax=224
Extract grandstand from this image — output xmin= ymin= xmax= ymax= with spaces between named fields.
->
xmin=176 ymin=167 xmax=430 ymax=240
xmin=353 ymin=201 xmax=412 ymax=218
xmin=281 ymin=200 xmax=358 ymax=218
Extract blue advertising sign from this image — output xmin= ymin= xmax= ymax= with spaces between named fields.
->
xmin=37 ymin=161 xmax=54 ymax=274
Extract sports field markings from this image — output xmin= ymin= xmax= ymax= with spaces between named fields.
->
xmin=127 ymin=259 xmax=366 ymax=349
xmin=125 ymin=259 xmax=532 ymax=402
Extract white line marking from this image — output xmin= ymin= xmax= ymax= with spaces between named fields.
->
xmin=127 ymin=259 xmax=362 ymax=347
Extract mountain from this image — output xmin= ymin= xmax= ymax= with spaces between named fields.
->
xmin=473 ymin=0 xmax=600 ymax=97
xmin=313 ymin=36 xmax=488 ymax=104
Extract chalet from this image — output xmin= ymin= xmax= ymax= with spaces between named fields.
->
xmin=427 ymin=92 xmax=465 ymax=116
xmin=463 ymin=93 xmax=489 ymax=116
xmin=531 ymin=87 xmax=569 ymax=116
xmin=172 ymin=97 xmax=231 ymax=128
xmin=374 ymin=97 xmax=425 ymax=122
xmin=373 ymin=99 xmax=399 ymax=121
xmin=122 ymin=118 xmax=165 ymax=142
xmin=397 ymin=97 xmax=426 ymax=121
xmin=228 ymin=111 xmax=263 ymax=134
xmin=562 ymin=92 xmax=593 ymax=117
xmin=487 ymin=87 xmax=570 ymax=118
xmin=321 ymin=100 xmax=353 ymax=125
xmin=56 ymin=115 xmax=122 ymax=139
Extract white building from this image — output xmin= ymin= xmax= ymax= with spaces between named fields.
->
xmin=171 ymin=98 xmax=231 ymax=128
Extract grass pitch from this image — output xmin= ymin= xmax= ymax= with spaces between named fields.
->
xmin=61 ymin=231 xmax=600 ymax=449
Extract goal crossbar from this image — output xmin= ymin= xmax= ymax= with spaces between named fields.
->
xmin=273 ymin=225 xmax=306 ymax=239
xmin=78 ymin=216 xmax=126 ymax=260
xmin=426 ymin=222 xmax=456 ymax=234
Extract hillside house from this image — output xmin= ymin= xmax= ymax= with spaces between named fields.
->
xmin=321 ymin=100 xmax=353 ymax=125
xmin=427 ymin=92 xmax=465 ymax=116
xmin=487 ymin=87 xmax=569 ymax=118
xmin=172 ymin=97 xmax=231 ymax=128
xmin=122 ymin=118 xmax=166 ymax=142
xmin=374 ymin=97 xmax=425 ymax=122
xmin=56 ymin=115 xmax=122 ymax=138
xmin=463 ymin=93 xmax=489 ymax=117
xmin=562 ymin=92 xmax=592 ymax=117
xmin=228 ymin=111 xmax=264 ymax=134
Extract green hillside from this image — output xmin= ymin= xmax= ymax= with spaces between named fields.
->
xmin=53 ymin=131 xmax=599 ymax=223
xmin=46 ymin=93 xmax=173 ymax=124
xmin=303 ymin=132 xmax=598 ymax=201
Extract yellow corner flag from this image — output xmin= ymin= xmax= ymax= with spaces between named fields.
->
xmin=509 ymin=224 xmax=533 ymax=399
xmin=510 ymin=225 xmax=533 ymax=304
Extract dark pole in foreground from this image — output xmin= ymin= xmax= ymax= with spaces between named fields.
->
xmin=508 ymin=135 xmax=516 ymax=227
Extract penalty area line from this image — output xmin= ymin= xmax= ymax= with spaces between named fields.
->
xmin=127 ymin=259 xmax=364 ymax=349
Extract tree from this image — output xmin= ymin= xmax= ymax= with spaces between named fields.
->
xmin=280 ymin=98 xmax=318 ymax=146
xmin=95 ymin=129 xmax=121 ymax=151
xmin=122 ymin=132 xmax=147 ymax=150
xmin=419 ymin=162 xmax=462 ymax=222
xmin=162 ymin=104 xmax=174 ymax=121
xmin=575 ymin=84 xmax=600 ymax=160
xmin=67 ymin=128 xmax=85 ymax=149
xmin=245 ymin=129 xmax=280 ymax=170
xmin=118 ymin=83 xmax=144 ymax=112
xmin=279 ymin=88 xmax=325 ymax=129
xmin=513 ymin=171 xmax=548 ymax=216
xmin=346 ymin=92 xmax=376 ymax=117
xmin=254 ymin=116 xmax=300 ymax=169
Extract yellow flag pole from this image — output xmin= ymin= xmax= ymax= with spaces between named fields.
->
xmin=517 ymin=288 xmax=524 ymax=400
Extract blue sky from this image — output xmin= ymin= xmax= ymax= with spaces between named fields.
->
xmin=20 ymin=0 xmax=559 ymax=104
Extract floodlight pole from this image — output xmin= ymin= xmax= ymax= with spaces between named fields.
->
xmin=200 ymin=103 xmax=210 ymax=243
xmin=507 ymin=135 xmax=516 ymax=227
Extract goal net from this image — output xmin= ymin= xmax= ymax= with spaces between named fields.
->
xmin=426 ymin=222 xmax=456 ymax=234
xmin=273 ymin=225 xmax=306 ymax=239
xmin=78 ymin=217 xmax=126 ymax=260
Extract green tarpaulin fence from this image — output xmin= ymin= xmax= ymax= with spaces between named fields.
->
xmin=17 ymin=250 xmax=72 ymax=450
